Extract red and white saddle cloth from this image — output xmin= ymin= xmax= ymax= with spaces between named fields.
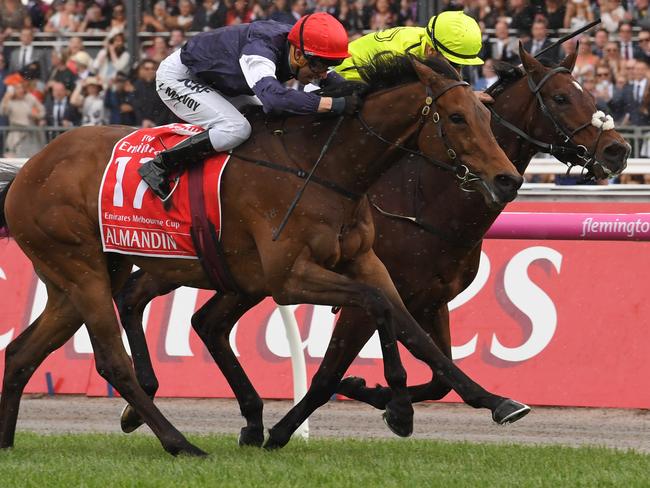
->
xmin=99 ymin=124 xmax=230 ymax=258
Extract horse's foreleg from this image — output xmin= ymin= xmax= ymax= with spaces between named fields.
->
xmin=264 ymin=250 xmax=412 ymax=449
xmin=189 ymin=292 xmax=265 ymax=447
xmin=115 ymin=270 xmax=179 ymax=434
xmin=0 ymin=284 xmax=82 ymax=448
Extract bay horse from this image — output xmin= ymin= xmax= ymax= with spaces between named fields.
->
xmin=0 ymin=55 xmax=526 ymax=456
xmin=114 ymin=45 xmax=629 ymax=449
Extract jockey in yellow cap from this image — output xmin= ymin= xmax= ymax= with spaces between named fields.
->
xmin=335 ymin=11 xmax=492 ymax=102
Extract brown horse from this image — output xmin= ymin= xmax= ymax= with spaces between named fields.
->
xmin=0 ymin=55 xmax=525 ymax=456
xmin=114 ymin=46 xmax=629 ymax=448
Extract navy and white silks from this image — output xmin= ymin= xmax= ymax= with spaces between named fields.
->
xmin=156 ymin=20 xmax=341 ymax=152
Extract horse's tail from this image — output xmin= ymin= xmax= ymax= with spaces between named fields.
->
xmin=0 ymin=159 xmax=22 ymax=237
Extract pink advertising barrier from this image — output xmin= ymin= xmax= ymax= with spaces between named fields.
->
xmin=2 ymin=201 xmax=650 ymax=408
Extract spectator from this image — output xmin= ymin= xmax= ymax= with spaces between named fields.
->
xmin=70 ymin=76 xmax=106 ymax=126
xmin=545 ymin=0 xmax=566 ymax=30
xmin=629 ymin=59 xmax=650 ymax=125
xmin=370 ymin=0 xmax=397 ymax=30
xmin=601 ymin=0 xmax=626 ymax=33
xmin=0 ymin=80 xmax=45 ymax=157
xmin=226 ymin=0 xmax=254 ymax=25
xmin=398 ymin=0 xmax=417 ymax=26
xmin=26 ymin=0 xmax=49 ymax=31
xmin=0 ymin=52 xmax=8 ymax=136
xmin=564 ymin=0 xmax=595 ymax=30
xmin=609 ymin=70 xmax=629 ymax=122
xmin=107 ymin=3 xmax=127 ymax=37
xmin=191 ymin=0 xmax=227 ymax=31
xmin=474 ymin=58 xmax=499 ymax=90
xmin=289 ymin=0 xmax=308 ymax=24
xmin=132 ymin=59 xmax=172 ymax=127
xmin=482 ymin=0 xmax=509 ymax=28
xmin=594 ymin=62 xmax=615 ymax=111
xmin=509 ymin=0 xmax=536 ymax=35
xmin=144 ymin=36 xmax=170 ymax=64
xmin=93 ymin=32 xmax=130 ymax=86
xmin=44 ymin=0 xmax=81 ymax=35
xmin=270 ymin=0 xmax=295 ymax=24
xmin=46 ymin=49 xmax=77 ymax=93
xmin=638 ymin=28 xmax=650 ymax=63
xmin=141 ymin=1 xmax=173 ymax=32
xmin=619 ymin=21 xmax=640 ymax=60
xmin=489 ymin=20 xmax=519 ymax=63
xmin=168 ymin=28 xmax=186 ymax=52
xmin=574 ymin=37 xmax=599 ymax=79
xmin=169 ymin=0 xmax=195 ymax=31
xmin=104 ymin=71 xmax=135 ymax=125
xmin=67 ymin=36 xmax=86 ymax=58
xmin=339 ymin=0 xmax=366 ymax=32
xmin=604 ymin=40 xmax=623 ymax=77
xmin=523 ymin=18 xmax=561 ymax=64
xmin=8 ymin=28 xmax=49 ymax=79
xmin=79 ymin=2 xmax=110 ymax=33
xmin=41 ymin=81 xmax=80 ymax=141
xmin=633 ymin=0 xmax=649 ymax=25
xmin=592 ymin=28 xmax=609 ymax=57
xmin=69 ymin=50 xmax=92 ymax=80
xmin=0 ymin=0 xmax=29 ymax=36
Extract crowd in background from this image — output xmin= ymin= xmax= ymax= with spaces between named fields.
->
xmin=1 ymin=0 xmax=650 ymax=182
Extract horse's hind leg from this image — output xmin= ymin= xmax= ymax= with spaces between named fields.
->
xmin=339 ymin=303 xmax=453 ymax=408
xmin=190 ymin=292 xmax=264 ymax=447
xmin=115 ymin=270 xmax=179 ymax=434
xmin=0 ymin=284 xmax=83 ymax=448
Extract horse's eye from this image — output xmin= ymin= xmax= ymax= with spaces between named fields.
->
xmin=449 ymin=113 xmax=466 ymax=124
xmin=553 ymin=94 xmax=568 ymax=104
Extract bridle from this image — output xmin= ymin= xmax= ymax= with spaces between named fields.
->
xmin=356 ymin=79 xmax=482 ymax=192
xmin=488 ymin=66 xmax=612 ymax=176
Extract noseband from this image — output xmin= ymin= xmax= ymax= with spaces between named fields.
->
xmin=490 ymin=66 xmax=614 ymax=174
xmin=356 ymin=79 xmax=481 ymax=192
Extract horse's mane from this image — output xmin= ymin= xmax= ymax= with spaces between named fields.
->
xmin=486 ymin=57 xmax=558 ymax=97
xmin=319 ymin=53 xmax=461 ymax=98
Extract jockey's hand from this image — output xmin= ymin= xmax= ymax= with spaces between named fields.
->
xmin=476 ymin=91 xmax=494 ymax=105
xmin=331 ymin=94 xmax=362 ymax=115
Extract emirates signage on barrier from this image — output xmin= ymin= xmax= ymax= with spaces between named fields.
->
xmin=2 ymin=201 xmax=650 ymax=408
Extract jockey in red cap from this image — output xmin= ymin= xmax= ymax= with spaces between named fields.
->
xmin=139 ymin=13 xmax=355 ymax=200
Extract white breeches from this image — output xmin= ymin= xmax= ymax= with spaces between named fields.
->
xmin=156 ymin=49 xmax=259 ymax=152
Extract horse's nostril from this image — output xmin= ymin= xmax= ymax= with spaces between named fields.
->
xmin=603 ymin=142 xmax=631 ymax=162
xmin=495 ymin=173 xmax=523 ymax=192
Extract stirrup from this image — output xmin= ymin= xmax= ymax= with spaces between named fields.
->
xmin=159 ymin=177 xmax=180 ymax=203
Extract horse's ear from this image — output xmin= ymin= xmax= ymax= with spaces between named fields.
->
xmin=409 ymin=55 xmax=441 ymax=85
xmin=560 ymin=43 xmax=578 ymax=71
xmin=518 ymin=41 xmax=545 ymax=79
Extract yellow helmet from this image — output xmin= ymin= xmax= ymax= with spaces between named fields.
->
xmin=426 ymin=11 xmax=484 ymax=66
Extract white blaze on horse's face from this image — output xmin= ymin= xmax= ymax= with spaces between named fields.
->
xmin=572 ymin=80 xmax=584 ymax=92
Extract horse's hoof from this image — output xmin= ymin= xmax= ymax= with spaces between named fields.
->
xmin=263 ymin=429 xmax=288 ymax=451
xmin=338 ymin=376 xmax=367 ymax=397
xmin=168 ymin=441 xmax=208 ymax=457
xmin=238 ymin=426 xmax=264 ymax=447
xmin=382 ymin=399 xmax=414 ymax=438
xmin=492 ymin=399 xmax=531 ymax=425
xmin=120 ymin=404 xmax=145 ymax=434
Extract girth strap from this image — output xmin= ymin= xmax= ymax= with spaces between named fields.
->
xmin=188 ymin=161 xmax=239 ymax=293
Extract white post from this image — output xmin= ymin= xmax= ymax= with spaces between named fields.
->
xmin=278 ymin=305 xmax=309 ymax=440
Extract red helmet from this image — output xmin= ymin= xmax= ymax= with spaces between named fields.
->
xmin=287 ymin=13 xmax=350 ymax=60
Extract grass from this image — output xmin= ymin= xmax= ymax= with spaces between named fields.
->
xmin=0 ymin=433 xmax=649 ymax=487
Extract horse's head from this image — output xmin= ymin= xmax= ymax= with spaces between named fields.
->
xmin=516 ymin=42 xmax=629 ymax=178
xmin=410 ymin=57 xmax=522 ymax=207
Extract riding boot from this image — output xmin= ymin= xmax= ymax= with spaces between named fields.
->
xmin=138 ymin=130 xmax=215 ymax=200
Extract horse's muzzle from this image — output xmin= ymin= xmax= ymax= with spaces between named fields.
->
xmin=598 ymin=140 xmax=630 ymax=177
xmin=493 ymin=173 xmax=523 ymax=203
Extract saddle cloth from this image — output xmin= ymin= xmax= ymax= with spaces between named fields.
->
xmin=99 ymin=124 xmax=229 ymax=258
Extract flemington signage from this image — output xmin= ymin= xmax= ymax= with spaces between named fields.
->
xmin=2 ymin=201 xmax=650 ymax=408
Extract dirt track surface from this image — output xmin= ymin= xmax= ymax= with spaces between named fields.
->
xmin=15 ymin=395 xmax=650 ymax=452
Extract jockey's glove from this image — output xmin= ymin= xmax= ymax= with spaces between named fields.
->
xmin=331 ymin=94 xmax=362 ymax=116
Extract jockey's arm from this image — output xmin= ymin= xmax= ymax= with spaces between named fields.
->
xmin=239 ymin=54 xmax=334 ymax=114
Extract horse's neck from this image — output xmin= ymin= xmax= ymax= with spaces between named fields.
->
xmin=319 ymin=83 xmax=424 ymax=195
xmin=491 ymin=79 xmax=540 ymax=175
